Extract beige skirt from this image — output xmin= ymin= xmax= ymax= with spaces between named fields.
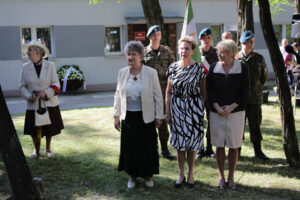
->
xmin=210 ymin=111 xmax=245 ymax=148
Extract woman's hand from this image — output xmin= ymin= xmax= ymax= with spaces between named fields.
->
xmin=166 ymin=113 xmax=171 ymax=125
xmin=155 ymin=119 xmax=163 ymax=128
xmin=214 ymin=103 xmax=226 ymax=117
xmin=114 ymin=116 xmax=120 ymax=131
xmin=36 ymin=91 xmax=47 ymax=99
xmin=28 ymin=94 xmax=37 ymax=103
xmin=222 ymin=105 xmax=233 ymax=116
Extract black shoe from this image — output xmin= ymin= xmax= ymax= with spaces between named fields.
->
xmin=253 ymin=141 xmax=269 ymax=161
xmin=196 ymin=149 xmax=204 ymax=160
xmin=255 ymin=151 xmax=270 ymax=161
xmin=204 ymin=148 xmax=215 ymax=158
xmin=174 ymin=177 xmax=186 ymax=188
xmin=161 ymin=150 xmax=176 ymax=160
xmin=187 ymin=183 xmax=194 ymax=188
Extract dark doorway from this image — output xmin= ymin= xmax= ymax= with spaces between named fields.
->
xmin=128 ymin=23 xmax=177 ymax=59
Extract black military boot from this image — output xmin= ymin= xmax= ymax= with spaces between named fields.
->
xmin=238 ymin=147 xmax=242 ymax=158
xmin=196 ymin=148 xmax=204 ymax=160
xmin=161 ymin=142 xmax=175 ymax=160
xmin=204 ymin=143 xmax=215 ymax=158
xmin=253 ymin=141 xmax=269 ymax=161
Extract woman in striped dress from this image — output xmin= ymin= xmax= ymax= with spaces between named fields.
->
xmin=166 ymin=36 xmax=206 ymax=188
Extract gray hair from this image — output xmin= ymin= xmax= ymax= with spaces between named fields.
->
xmin=124 ymin=41 xmax=144 ymax=57
xmin=216 ymin=39 xmax=238 ymax=58
xmin=32 ymin=46 xmax=46 ymax=58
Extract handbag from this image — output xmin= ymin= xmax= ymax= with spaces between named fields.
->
xmin=35 ymin=97 xmax=51 ymax=126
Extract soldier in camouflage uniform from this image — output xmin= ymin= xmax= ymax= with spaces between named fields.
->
xmin=196 ymin=28 xmax=218 ymax=159
xmin=142 ymin=25 xmax=175 ymax=160
xmin=237 ymin=30 xmax=269 ymax=160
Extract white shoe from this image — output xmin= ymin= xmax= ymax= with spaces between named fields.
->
xmin=30 ymin=153 xmax=37 ymax=158
xmin=145 ymin=180 xmax=154 ymax=187
xmin=45 ymin=151 xmax=55 ymax=158
xmin=127 ymin=179 xmax=135 ymax=189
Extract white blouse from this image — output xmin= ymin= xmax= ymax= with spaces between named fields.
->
xmin=126 ymin=73 xmax=142 ymax=111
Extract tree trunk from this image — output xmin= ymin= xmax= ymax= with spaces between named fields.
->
xmin=295 ymin=0 xmax=300 ymax=13
xmin=258 ymin=0 xmax=300 ymax=168
xmin=237 ymin=0 xmax=254 ymax=45
xmin=0 ymin=85 xmax=41 ymax=199
xmin=140 ymin=0 xmax=168 ymax=45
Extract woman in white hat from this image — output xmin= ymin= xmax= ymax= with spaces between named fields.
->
xmin=19 ymin=41 xmax=64 ymax=159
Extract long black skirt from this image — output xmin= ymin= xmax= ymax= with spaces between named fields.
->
xmin=118 ymin=111 xmax=159 ymax=178
xmin=24 ymin=106 xmax=64 ymax=137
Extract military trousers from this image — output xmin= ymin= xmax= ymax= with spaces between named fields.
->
xmin=158 ymin=86 xmax=170 ymax=147
xmin=205 ymin=103 xmax=212 ymax=147
xmin=157 ymin=120 xmax=170 ymax=146
xmin=246 ymin=104 xmax=263 ymax=143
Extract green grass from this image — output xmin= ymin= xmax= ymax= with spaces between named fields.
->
xmin=1 ymin=97 xmax=300 ymax=199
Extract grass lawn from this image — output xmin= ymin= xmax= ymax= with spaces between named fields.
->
xmin=0 ymin=97 xmax=300 ymax=199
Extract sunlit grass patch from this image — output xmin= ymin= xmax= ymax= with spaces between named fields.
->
xmin=0 ymin=100 xmax=299 ymax=199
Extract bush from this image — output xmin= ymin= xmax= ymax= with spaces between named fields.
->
xmin=57 ymin=65 xmax=85 ymax=92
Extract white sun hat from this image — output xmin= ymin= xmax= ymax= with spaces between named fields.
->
xmin=21 ymin=40 xmax=50 ymax=58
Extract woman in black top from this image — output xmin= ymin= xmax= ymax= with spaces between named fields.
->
xmin=206 ymin=40 xmax=249 ymax=189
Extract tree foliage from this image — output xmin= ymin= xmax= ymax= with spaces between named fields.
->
xmin=257 ymin=0 xmax=294 ymax=15
xmin=89 ymin=0 xmax=122 ymax=5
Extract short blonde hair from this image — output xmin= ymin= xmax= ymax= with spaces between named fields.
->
xmin=216 ymin=39 xmax=238 ymax=58
xmin=178 ymin=36 xmax=197 ymax=50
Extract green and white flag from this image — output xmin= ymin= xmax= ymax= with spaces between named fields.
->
xmin=181 ymin=0 xmax=208 ymax=73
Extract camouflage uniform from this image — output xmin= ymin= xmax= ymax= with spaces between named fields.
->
xmin=237 ymin=51 xmax=268 ymax=143
xmin=200 ymin=47 xmax=219 ymax=67
xmin=200 ymin=46 xmax=218 ymax=152
xmin=143 ymin=45 xmax=174 ymax=149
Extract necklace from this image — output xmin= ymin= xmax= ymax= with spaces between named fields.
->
xmin=130 ymin=66 xmax=141 ymax=81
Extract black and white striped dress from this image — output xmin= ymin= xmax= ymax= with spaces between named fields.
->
xmin=166 ymin=62 xmax=206 ymax=151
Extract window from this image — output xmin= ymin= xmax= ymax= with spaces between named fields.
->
xmin=224 ymin=23 xmax=238 ymax=42
xmin=273 ymin=24 xmax=296 ymax=44
xmin=21 ymin=26 xmax=53 ymax=57
xmin=273 ymin=24 xmax=283 ymax=43
xmin=104 ymin=26 xmax=122 ymax=55
xmin=211 ymin=25 xmax=222 ymax=47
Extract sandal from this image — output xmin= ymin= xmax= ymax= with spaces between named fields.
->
xmin=228 ymin=180 xmax=236 ymax=190
xmin=218 ymin=179 xmax=226 ymax=190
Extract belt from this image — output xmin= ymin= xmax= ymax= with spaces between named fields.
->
xmin=173 ymin=94 xmax=199 ymax=98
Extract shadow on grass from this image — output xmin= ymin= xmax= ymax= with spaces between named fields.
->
xmin=1 ymin=150 xmax=300 ymax=199
xmin=197 ymin=155 xmax=299 ymax=180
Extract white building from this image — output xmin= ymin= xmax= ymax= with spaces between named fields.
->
xmin=0 ymin=0 xmax=294 ymax=96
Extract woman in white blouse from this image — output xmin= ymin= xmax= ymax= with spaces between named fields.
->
xmin=114 ymin=41 xmax=164 ymax=189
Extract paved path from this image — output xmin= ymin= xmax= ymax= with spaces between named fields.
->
xmin=5 ymin=89 xmax=279 ymax=115
xmin=5 ymin=91 xmax=115 ymax=114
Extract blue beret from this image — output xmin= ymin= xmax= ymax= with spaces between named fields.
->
xmin=198 ymin=27 xmax=212 ymax=39
xmin=240 ymin=30 xmax=254 ymax=43
xmin=147 ymin=25 xmax=161 ymax=37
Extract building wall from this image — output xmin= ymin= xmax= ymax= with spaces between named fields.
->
xmin=0 ymin=0 xmax=294 ymax=96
